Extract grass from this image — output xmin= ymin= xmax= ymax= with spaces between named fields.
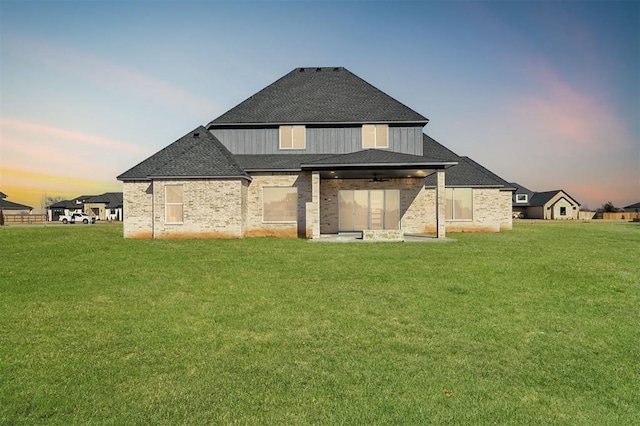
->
xmin=1 ymin=221 xmax=638 ymax=424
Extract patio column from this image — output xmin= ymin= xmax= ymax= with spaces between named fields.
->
xmin=436 ymin=169 xmax=446 ymax=239
xmin=306 ymin=171 xmax=320 ymax=239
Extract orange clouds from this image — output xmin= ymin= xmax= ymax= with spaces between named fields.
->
xmin=0 ymin=118 xmax=139 ymax=212
xmin=1 ymin=117 xmax=151 ymax=155
xmin=1 ymin=168 xmax=121 ymax=212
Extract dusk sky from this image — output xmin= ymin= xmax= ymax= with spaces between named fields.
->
xmin=1 ymin=0 xmax=638 ymax=212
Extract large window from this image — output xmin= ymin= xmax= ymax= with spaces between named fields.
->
xmin=445 ymin=188 xmax=472 ymax=220
xmin=165 ymin=185 xmax=184 ymax=223
xmin=339 ymin=189 xmax=399 ymax=231
xmin=263 ymin=187 xmax=298 ymax=222
xmin=279 ymin=125 xmax=306 ymax=149
xmin=362 ymin=124 xmax=389 ymax=149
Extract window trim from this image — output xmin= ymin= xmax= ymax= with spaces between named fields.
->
xmin=445 ymin=187 xmax=473 ymax=221
xmin=338 ymin=189 xmax=400 ymax=231
xmin=262 ymin=186 xmax=298 ymax=223
xmin=279 ymin=125 xmax=306 ymax=150
xmin=362 ymin=124 xmax=389 ymax=149
xmin=560 ymin=206 xmax=567 ymax=216
xmin=515 ymin=194 xmax=528 ymax=203
xmin=164 ymin=184 xmax=184 ymax=224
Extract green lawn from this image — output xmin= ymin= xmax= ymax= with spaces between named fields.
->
xmin=1 ymin=222 xmax=638 ymax=424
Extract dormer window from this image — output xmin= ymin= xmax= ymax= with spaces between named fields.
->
xmin=362 ymin=124 xmax=389 ymax=149
xmin=279 ymin=125 xmax=306 ymax=149
xmin=516 ymin=194 xmax=528 ymax=203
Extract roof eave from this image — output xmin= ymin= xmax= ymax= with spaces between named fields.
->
xmin=301 ymin=161 xmax=457 ymax=170
xmin=207 ymin=120 xmax=429 ymax=129
xmin=146 ymin=175 xmax=252 ymax=181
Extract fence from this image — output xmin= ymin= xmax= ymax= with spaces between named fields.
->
xmin=1 ymin=214 xmax=48 ymax=224
xmin=598 ymin=212 xmax=640 ymax=220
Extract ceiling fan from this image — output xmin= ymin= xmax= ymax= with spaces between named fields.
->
xmin=370 ymin=174 xmax=389 ymax=183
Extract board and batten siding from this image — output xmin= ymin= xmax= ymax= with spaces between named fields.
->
xmin=210 ymin=126 xmax=423 ymax=156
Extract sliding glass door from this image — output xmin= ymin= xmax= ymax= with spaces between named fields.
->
xmin=338 ymin=190 xmax=400 ymax=231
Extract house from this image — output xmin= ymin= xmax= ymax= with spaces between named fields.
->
xmin=0 ymin=191 xmax=33 ymax=214
xmin=623 ymin=202 xmax=640 ymax=221
xmin=118 ymin=67 xmax=514 ymax=239
xmin=510 ymin=183 xmax=580 ymax=219
xmin=84 ymin=192 xmax=124 ymax=221
xmin=623 ymin=202 xmax=640 ymax=212
xmin=47 ymin=193 xmax=123 ymax=221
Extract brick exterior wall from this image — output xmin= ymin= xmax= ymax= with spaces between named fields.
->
xmin=244 ymin=172 xmax=312 ymax=237
xmin=444 ymin=188 xmax=504 ymax=232
xmin=319 ymin=178 xmax=436 ymax=234
xmin=152 ymin=180 xmax=245 ymax=238
xmin=123 ymin=181 xmax=153 ymax=238
xmin=123 ymin=175 xmax=511 ymax=239
xmin=500 ymin=190 xmax=513 ymax=230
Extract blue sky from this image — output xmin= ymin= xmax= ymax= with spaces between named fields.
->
xmin=1 ymin=0 xmax=638 ymax=211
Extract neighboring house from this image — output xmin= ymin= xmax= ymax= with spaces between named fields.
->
xmin=47 ymin=193 xmax=123 ymax=221
xmin=510 ymin=183 xmax=580 ymax=219
xmin=623 ymin=202 xmax=640 ymax=212
xmin=84 ymin=192 xmax=124 ymax=221
xmin=0 ymin=191 xmax=33 ymax=214
xmin=118 ymin=67 xmax=514 ymax=239
xmin=623 ymin=202 xmax=640 ymax=220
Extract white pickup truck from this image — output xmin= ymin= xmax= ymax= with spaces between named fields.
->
xmin=59 ymin=213 xmax=96 ymax=224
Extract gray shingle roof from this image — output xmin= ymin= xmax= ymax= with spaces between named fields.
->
xmin=0 ymin=191 xmax=6 ymax=199
xmin=624 ymin=202 xmax=640 ymax=210
xmin=207 ymin=67 xmax=428 ymax=126
xmin=0 ymin=199 xmax=32 ymax=210
xmin=422 ymin=133 xmax=460 ymax=161
xmin=234 ymin=154 xmax=330 ymax=171
xmin=425 ymin=156 xmax=513 ymax=187
xmin=118 ymin=127 xmax=249 ymax=180
xmin=86 ymin=192 xmax=124 ymax=208
xmin=530 ymin=190 xmax=580 ymax=207
xmin=509 ymin=182 xmax=536 ymax=206
xmin=301 ymin=149 xmax=454 ymax=168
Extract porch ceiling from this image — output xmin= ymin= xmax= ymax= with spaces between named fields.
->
xmin=317 ymin=168 xmax=437 ymax=180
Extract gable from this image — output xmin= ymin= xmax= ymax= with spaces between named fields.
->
xmin=118 ymin=127 xmax=249 ymax=181
xmin=529 ymin=190 xmax=580 ymax=207
xmin=207 ymin=67 xmax=428 ymax=126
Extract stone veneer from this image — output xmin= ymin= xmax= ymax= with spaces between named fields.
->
xmin=123 ymin=174 xmax=511 ymax=239
xmin=123 ymin=179 xmax=245 ymax=238
xmin=319 ymin=178 xmax=435 ymax=234
xmin=244 ymin=172 xmax=312 ymax=237
xmin=444 ymin=188 xmax=509 ymax=233
xmin=123 ymin=181 xmax=153 ymax=238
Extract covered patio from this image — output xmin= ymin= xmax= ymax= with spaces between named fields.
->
xmin=301 ymin=150 xmax=456 ymax=240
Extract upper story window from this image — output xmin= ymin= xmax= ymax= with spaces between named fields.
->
xmin=362 ymin=124 xmax=389 ymax=149
xmin=279 ymin=125 xmax=306 ymax=149
xmin=515 ymin=194 xmax=528 ymax=203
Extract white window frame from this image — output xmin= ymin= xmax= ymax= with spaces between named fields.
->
xmin=279 ymin=125 xmax=306 ymax=150
xmin=165 ymin=185 xmax=184 ymax=224
xmin=362 ymin=124 xmax=389 ymax=149
xmin=516 ymin=194 xmax=528 ymax=203
xmin=262 ymin=187 xmax=298 ymax=223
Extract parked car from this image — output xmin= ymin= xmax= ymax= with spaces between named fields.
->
xmin=59 ymin=213 xmax=96 ymax=224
